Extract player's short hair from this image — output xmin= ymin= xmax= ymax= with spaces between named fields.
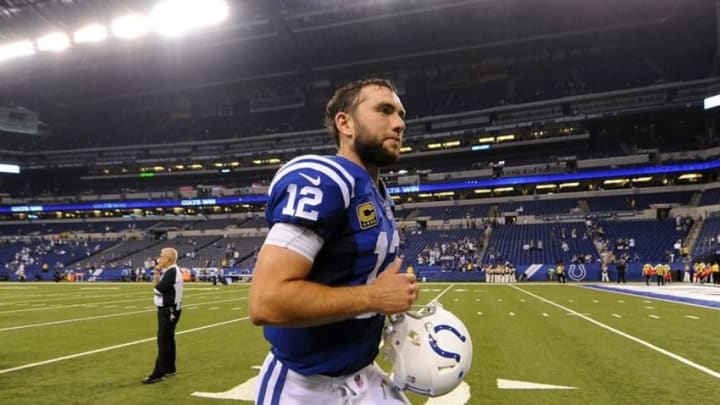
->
xmin=324 ymin=78 xmax=398 ymax=145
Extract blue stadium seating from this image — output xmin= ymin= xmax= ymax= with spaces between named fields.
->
xmin=691 ymin=217 xmax=720 ymax=261
xmin=597 ymin=219 xmax=686 ymax=263
xmin=698 ymin=188 xmax=720 ymax=206
xmin=483 ymin=222 xmax=596 ymax=265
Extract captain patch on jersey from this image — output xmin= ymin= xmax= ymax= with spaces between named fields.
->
xmin=357 ymin=202 xmax=378 ymax=229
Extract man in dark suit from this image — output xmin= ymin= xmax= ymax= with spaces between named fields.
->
xmin=142 ymin=247 xmax=183 ymax=384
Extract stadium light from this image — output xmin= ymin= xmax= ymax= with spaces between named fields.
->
xmin=704 ymin=94 xmax=720 ymax=110
xmin=74 ymin=24 xmax=108 ymax=44
xmin=559 ymin=182 xmax=580 ymax=189
xmin=493 ymin=187 xmax=514 ymax=193
xmin=0 ymin=163 xmax=20 ymax=174
xmin=151 ymin=0 xmax=229 ymax=37
xmin=0 ymin=40 xmax=36 ymax=63
xmin=36 ymin=32 xmax=71 ymax=52
xmin=112 ymin=14 xmax=151 ymax=39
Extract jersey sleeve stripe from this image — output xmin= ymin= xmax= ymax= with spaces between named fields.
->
xmin=269 ymin=161 xmax=352 ymax=208
xmin=302 ymin=155 xmax=356 ymax=197
xmin=274 ymin=155 xmax=356 ymax=197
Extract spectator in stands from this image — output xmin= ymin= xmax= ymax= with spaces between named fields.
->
xmin=142 ymin=247 xmax=183 ymax=384
xmin=248 ymin=78 xmax=416 ymax=403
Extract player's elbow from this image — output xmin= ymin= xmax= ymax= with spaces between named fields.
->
xmin=248 ymin=293 xmax=282 ymax=325
xmin=249 ymin=305 xmax=288 ymax=326
xmin=248 ymin=302 xmax=269 ymax=325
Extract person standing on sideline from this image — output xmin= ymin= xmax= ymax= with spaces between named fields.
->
xmin=616 ymin=257 xmax=627 ymax=284
xmin=683 ymin=257 xmax=692 ymax=283
xmin=210 ymin=267 xmax=218 ymax=286
xmin=142 ymin=247 xmax=183 ymax=384
xmin=556 ymin=261 xmax=566 ymax=284
xmin=655 ymin=263 xmax=665 ymax=286
xmin=601 ymin=262 xmax=610 ymax=283
xmin=249 ymin=78 xmax=418 ymax=404
xmin=643 ymin=263 xmax=654 ymax=286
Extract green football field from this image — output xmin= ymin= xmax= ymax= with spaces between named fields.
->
xmin=1 ymin=282 xmax=719 ymax=405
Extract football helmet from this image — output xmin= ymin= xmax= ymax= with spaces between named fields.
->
xmin=383 ymin=302 xmax=473 ymax=397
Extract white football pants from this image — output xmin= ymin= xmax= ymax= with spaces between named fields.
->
xmin=255 ymin=352 xmax=410 ymax=405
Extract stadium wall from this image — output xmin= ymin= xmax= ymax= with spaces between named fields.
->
xmin=414 ymin=263 xmax=688 ymax=282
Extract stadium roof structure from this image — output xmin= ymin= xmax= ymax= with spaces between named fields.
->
xmin=0 ymin=0 xmax=713 ymax=107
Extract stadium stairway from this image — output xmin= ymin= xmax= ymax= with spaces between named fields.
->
xmin=684 ymin=217 xmax=704 ymax=257
xmin=688 ymin=191 xmax=703 ymax=207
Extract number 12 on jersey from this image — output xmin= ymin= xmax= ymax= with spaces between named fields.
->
xmin=281 ymin=183 xmax=323 ymax=221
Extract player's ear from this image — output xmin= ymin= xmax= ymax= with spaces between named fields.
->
xmin=335 ymin=111 xmax=354 ymax=138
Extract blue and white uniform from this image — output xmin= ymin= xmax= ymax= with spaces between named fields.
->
xmin=256 ymin=154 xmax=407 ymax=405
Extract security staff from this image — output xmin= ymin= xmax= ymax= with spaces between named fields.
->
xmin=142 ymin=247 xmax=183 ymax=384
xmin=556 ymin=261 xmax=566 ymax=284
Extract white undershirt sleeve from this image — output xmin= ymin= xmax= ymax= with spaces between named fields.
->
xmin=263 ymin=222 xmax=324 ymax=262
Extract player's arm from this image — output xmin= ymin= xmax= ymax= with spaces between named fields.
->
xmin=251 ymin=157 xmax=416 ymax=326
xmin=154 ymin=267 xmax=175 ymax=294
xmin=248 ymin=230 xmax=416 ymax=327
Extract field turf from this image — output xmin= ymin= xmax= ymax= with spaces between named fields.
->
xmin=1 ymin=282 xmax=719 ymax=404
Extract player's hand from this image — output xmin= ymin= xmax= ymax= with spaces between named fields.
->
xmin=369 ymin=258 xmax=418 ymax=314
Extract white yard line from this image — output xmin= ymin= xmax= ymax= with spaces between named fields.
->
xmin=431 ymin=283 xmax=455 ymax=302
xmin=511 ymin=285 xmax=720 ymax=380
xmin=1 ymin=283 xmax=453 ymax=376
xmin=0 ymin=317 xmax=248 ymax=375
xmin=0 ymin=297 xmax=247 ymax=332
xmin=0 ymin=290 xmax=235 ymax=314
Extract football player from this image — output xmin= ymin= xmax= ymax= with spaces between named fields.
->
xmin=249 ymin=78 xmax=417 ymax=404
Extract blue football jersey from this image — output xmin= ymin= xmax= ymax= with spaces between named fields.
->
xmin=263 ymin=154 xmax=400 ymax=376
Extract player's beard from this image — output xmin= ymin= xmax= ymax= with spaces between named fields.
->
xmin=354 ymin=123 xmax=400 ymax=167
